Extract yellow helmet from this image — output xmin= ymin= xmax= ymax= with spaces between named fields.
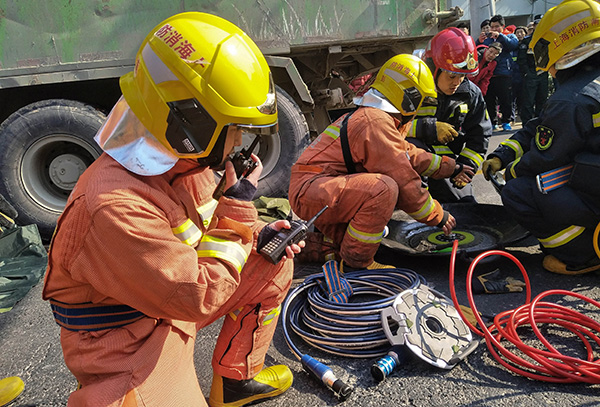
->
xmin=371 ymin=54 xmax=437 ymax=116
xmin=120 ymin=12 xmax=277 ymax=164
xmin=531 ymin=0 xmax=600 ymax=71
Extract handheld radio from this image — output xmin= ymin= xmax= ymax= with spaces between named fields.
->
xmin=213 ymin=135 xmax=261 ymax=200
xmin=260 ymin=205 xmax=328 ymax=264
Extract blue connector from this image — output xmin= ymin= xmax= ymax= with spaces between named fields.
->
xmin=300 ymin=354 xmax=353 ymax=401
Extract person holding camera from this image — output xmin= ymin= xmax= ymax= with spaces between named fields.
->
xmin=478 ymin=15 xmax=519 ymax=131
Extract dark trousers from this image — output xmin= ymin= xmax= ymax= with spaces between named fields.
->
xmin=501 ymin=176 xmax=600 ymax=266
xmin=485 ymin=75 xmax=513 ymax=125
xmin=520 ymin=73 xmax=549 ymax=125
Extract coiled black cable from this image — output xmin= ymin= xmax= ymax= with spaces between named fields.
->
xmin=282 ymin=268 xmax=426 ymax=359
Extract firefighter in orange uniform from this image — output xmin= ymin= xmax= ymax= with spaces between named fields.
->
xmin=43 ymin=12 xmax=302 ymax=407
xmin=288 ymin=54 xmax=473 ymax=270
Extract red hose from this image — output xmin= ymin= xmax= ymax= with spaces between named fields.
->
xmin=449 ymin=239 xmax=600 ymax=382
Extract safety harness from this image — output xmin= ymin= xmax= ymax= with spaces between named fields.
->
xmin=339 ymin=112 xmax=356 ymax=174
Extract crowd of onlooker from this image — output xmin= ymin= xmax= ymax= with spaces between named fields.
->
xmin=455 ymin=13 xmax=551 ymax=131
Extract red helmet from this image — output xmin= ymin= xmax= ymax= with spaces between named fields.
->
xmin=424 ymin=27 xmax=479 ymax=76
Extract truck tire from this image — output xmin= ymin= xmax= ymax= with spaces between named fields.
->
xmin=0 ymin=99 xmax=105 ymax=241
xmin=252 ymin=86 xmax=310 ymax=198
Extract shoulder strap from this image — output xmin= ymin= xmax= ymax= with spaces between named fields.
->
xmin=339 ymin=112 xmax=356 ymax=174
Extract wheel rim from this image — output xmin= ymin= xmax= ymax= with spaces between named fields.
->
xmin=21 ymin=134 xmax=100 ymax=212
xmin=240 ymin=131 xmax=281 ymax=179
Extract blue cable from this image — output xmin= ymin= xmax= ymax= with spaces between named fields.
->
xmin=281 ymin=268 xmax=426 ymax=359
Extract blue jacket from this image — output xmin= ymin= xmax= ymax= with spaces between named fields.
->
xmin=480 ymin=33 xmax=519 ymax=77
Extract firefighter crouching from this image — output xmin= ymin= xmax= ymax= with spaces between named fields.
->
xmin=483 ymin=0 xmax=600 ymax=275
xmin=43 ymin=13 xmax=303 ymax=407
xmin=408 ymin=27 xmax=492 ymax=203
xmin=288 ymin=54 xmax=474 ymax=270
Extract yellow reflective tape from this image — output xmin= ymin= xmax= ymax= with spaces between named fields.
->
xmin=459 ymin=103 xmax=468 ymax=114
xmin=416 ymin=106 xmax=436 ymax=116
xmin=509 ymin=157 xmax=521 ymax=179
xmin=172 ymin=219 xmax=203 ymax=246
xmin=407 ymin=195 xmax=435 ymax=220
xmin=323 ymin=125 xmax=340 ymax=140
xmin=197 ymin=235 xmax=248 ymax=273
xmin=593 ymin=112 xmax=600 ymax=128
xmin=422 ymin=154 xmax=442 ymax=177
xmin=409 ymin=120 xmax=419 ymax=137
xmin=500 ymin=139 xmax=524 ymax=159
xmin=432 ymin=145 xmax=453 ymax=155
xmin=346 ymin=224 xmax=385 ymax=244
xmin=197 ymin=199 xmax=218 ymax=228
xmin=539 ymin=225 xmax=585 ymax=248
xmin=459 ymin=148 xmax=484 ymax=167
xmin=262 ymin=306 xmax=281 ymax=326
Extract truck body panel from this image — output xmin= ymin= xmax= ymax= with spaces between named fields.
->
xmin=0 ymin=0 xmax=442 ymax=88
xmin=0 ymin=0 xmax=459 ymax=240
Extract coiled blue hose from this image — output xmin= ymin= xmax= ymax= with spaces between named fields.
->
xmin=282 ymin=268 xmax=426 ymax=359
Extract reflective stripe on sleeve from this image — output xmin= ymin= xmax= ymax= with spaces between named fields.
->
xmin=422 ymin=154 xmax=443 ymax=177
xmin=407 ymin=195 xmax=435 ymax=221
xmin=172 ymin=219 xmax=203 ymax=246
xmin=500 ymin=139 xmax=524 ymax=159
xmin=432 ymin=145 xmax=453 ymax=155
xmin=508 ymin=157 xmax=521 ymax=179
xmin=539 ymin=225 xmax=585 ymax=248
xmin=416 ymin=106 xmax=436 ymax=116
xmin=323 ymin=124 xmax=341 ymax=140
xmin=459 ymin=148 xmax=484 ymax=167
xmin=346 ymin=224 xmax=385 ymax=244
xmin=408 ymin=119 xmax=419 ymax=137
xmin=593 ymin=111 xmax=600 ymax=128
xmin=197 ymin=235 xmax=248 ymax=272
xmin=197 ymin=199 xmax=218 ymax=228
xmin=262 ymin=306 xmax=281 ymax=326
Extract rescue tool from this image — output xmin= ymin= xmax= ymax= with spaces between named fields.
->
xmin=381 ymin=285 xmax=478 ymax=370
xmin=260 ymin=205 xmax=328 ymax=264
xmin=212 ymin=135 xmax=261 ymax=200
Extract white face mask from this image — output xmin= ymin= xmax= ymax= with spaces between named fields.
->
xmin=95 ymin=97 xmax=178 ymax=176
xmin=353 ymin=88 xmax=401 ymax=114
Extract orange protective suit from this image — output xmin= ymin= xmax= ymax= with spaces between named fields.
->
xmin=289 ymin=107 xmax=456 ymax=267
xmin=43 ymin=154 xmax=293 ymax=407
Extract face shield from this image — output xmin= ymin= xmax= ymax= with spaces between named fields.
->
xmin=555 ymin=39 xmax=600 ymax=70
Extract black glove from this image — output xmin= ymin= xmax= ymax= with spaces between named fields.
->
xmin=256 ymin=224 xmax=278 ymax=253
xmin=0 ymin=193 xmax=18 ymax=232
xmin=472 ymin=269 xmax=526 ymax=294
xmin=224 ymin=178 xmax=257 ymax=201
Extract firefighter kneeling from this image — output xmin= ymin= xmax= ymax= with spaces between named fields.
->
xmin=483 ymin=0 xmax=600 ymax=275
xmin=289 ymin=54 xmax=473 ymax=270
xmin=43 ymin=13 xmax=303 ymax=407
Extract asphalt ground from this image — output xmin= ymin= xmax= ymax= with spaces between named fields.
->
xmin=2 ymin=124 xmax=600 ymax=406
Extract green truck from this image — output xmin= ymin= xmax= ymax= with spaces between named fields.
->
xmin=0 ymin=0 xmax=461 ymax=239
